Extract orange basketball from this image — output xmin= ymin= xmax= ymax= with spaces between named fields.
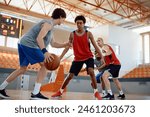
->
xmin=44 ymin=54 xmax=60 ymax=70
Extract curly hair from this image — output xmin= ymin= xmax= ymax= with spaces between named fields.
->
xmin=74 ymin=15 xmax=86 ymax=23
xmin=52 ymin=8 xmax=66 ymax=19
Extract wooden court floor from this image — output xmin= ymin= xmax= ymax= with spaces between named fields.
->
xmin=0 ymin=90 xmax=150 ymax=100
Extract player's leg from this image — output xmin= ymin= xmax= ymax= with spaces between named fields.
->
xmin=0 ymin=44 xmax=28 ymax=99
xmin=51 ymin=73 xmax=74 ymax=97
xmin=100 ymin=78 xmax=107 ymax=97
xmin=51 ymin=61 xmax=83 ymax=97
xmin=113 ymin=79 xmax=125 ymax=99
xmin=88 ymin=68 xmax=102 ymax=100
xmin=20 ymin=44 xmax=49 ymax=100
xmin=102 ymin=71 xmax=115 ymax=100
xmin=31 ymin=62 xmax=49 ymax=100
xmin=0 ymin=67 xmax=27 ymax=99
xmin=95 ymin=71 xmax=107 ymax=97
xmin=86 ymin=58 xmax=102 ymax=100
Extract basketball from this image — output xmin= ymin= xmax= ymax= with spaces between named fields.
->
xmin=44 ymin=54 xmax=60 ymax=70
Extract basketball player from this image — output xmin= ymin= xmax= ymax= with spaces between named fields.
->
xmin=96 ymin=38 xmax=125 ymax=100
xmin=51 ymin=15 xmax=103 ymax=100
xmin=93 ymin=51 xmax=107 ymax=97
xmin=0 ymin=8 xmax=70 ymax=100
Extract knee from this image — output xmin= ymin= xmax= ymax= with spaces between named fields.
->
xmin=113 ymin=79 xmax=117 ymax=82
xmin=102 ymin=72 xmax=109 ymax=80
xmin=113 ymin=79 xmax=119 ymax=83
xmin=19 ymin=67 xmax=27 ymax=74
xmin=39 ymin=62 xmax=45 ymax=68
xmin=39 ymin=62 xmax=44 ymax=66
xmin=39 ymin=62 xmax=47 ymax=70
xmin=87 ymin=68 xmax=94 ymax=75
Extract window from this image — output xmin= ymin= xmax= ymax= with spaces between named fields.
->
xmin=0 ymin=35 xmax=5 ymax=46
xmin=142 ymin=33 xmax=150 ymax=64
xmin=6 ymin=37 xmax=18 ymax=48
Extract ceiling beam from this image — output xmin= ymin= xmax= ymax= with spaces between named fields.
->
xmin=78 ymin=0 xmax=150 ymax=24
xmin=0 ymin=2 xmax=75 ymax=27
xmin=46 ymin=0 xmax=114 ymax=24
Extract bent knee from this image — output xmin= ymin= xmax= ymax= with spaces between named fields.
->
xmin=87 ymin=68 xmax=94 ymax=75
xmin=19 ymin=67 xmax=27 ymax=74
xmin=113 ymin=79 xmax=119 ymax=82
xmin=39 ymin=62 xmax=44 ymax=67
xmin=102 ymin=71 xmax=110 ymax=79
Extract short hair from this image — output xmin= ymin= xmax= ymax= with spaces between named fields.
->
xmin=52 ymin=8 xmax=66 ymax=19
xmin=74 ymin=15 xmax=86 ymax=23
xmin=97 ymin=38 xmax=103 ymax=42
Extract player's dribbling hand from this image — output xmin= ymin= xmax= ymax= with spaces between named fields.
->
xmin=44 ymin=52 xmax=54 ymax=63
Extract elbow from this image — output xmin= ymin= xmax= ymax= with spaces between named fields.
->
xmin=50 ymin=42 xmax=55 ymax=47
xmin=36 ymin=38 xmax=40 ymax=44
xmin=51 ymin=44 xmax=55 ymax=48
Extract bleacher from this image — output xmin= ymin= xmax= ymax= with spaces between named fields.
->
xmin=1 ymin=47 xmax=150 ymax=78
xmin=123 ymin=64 xmax=150 ymax=78
xmin=0 ymin=48 xmax=40 ymax=71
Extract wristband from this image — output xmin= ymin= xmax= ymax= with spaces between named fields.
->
xmin=41 ymin=48 xmax=48 ymax=54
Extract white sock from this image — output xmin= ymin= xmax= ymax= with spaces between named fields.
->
xmin=107 ymin=90 xmax=113 ymax=95
xmin=119 ymin=90 xmax=124 ymax=95
xmin=60 ymin=88 xmax=64 ymax=93
xmin=102 ymin=90 xmax=107 ymax=95
xmin=32 ymin=83 xmax=41 ymax=95
xmin=0 ymin=81 xmax=9 ymax=90
xmin=94 ymin=89 xmax=98 ymax=94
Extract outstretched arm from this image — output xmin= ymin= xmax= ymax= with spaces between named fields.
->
xmin=59 ymin=46 xmax=70 ymax=60
xmin=50 ymin=38 xmax=70 ymax=48
xmin=88 ymin=32 xmax=103 ymax=59
xmin=59 ymin=32 xmax=73 ymax=60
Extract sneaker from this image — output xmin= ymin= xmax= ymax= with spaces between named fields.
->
xmin=31 ymin=92 xmax=49 ymax=100
xmin=102 ymin=93 xmax=107 ymax=98
xmin=103 ymin=93 xmax=115 ymax=100
xmin=0 ymin=89 xmax=10 ymax=99
xmin=51 ymin=91 xmax=62 ymax=97
xmin=94 ymin=92 xmax=102 ymax=100
xmin=117 ymin=94 xmax=125 ymax=99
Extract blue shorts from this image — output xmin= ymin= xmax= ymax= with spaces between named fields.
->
xmin=18 ymin=44 xmax=44 ymax=66
xmin=95 ymin=71 xmax=103 ymax=83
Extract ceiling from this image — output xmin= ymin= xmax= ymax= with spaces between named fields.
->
xmin=0 ymin=0 xmax=150 ymax=30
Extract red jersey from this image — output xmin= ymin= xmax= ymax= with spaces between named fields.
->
xmin=72 ymin=31 xmax=93 ymax=61
xmin=104 ymin=45 xmax=120 ymax=65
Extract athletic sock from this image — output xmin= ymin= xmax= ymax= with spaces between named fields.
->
xmin=32 ymin=83 xmax=41 ymax=95
xmin=60 ymin=88 xmax=64 ymax=94
xmin=107 ymin=90 xmax=113 ymax=95
xmin=102 ymin=90 xmax=107 ymax=95
xmin=0 ymin=81 xmax=9 ymax=90
xmin=119 ymin=90 xmax=124 ymax=95
xmin=94 ymin=89 xmax=98 ymax=94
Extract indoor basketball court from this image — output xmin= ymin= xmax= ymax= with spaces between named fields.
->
xmin=0 ymin=90 xmax=149 ymax=100
xmin=0 ymin=0 xmax=150 ymax=101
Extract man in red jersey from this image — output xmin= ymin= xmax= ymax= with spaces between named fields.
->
xmin=51 ymin=15 xmax=103 ymax=100
xmin=96 ymin=38 xmax=125 ymax=100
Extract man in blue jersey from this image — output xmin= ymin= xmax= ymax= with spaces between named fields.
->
xmin=0 ymin=8 xmax=70 ymax=100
